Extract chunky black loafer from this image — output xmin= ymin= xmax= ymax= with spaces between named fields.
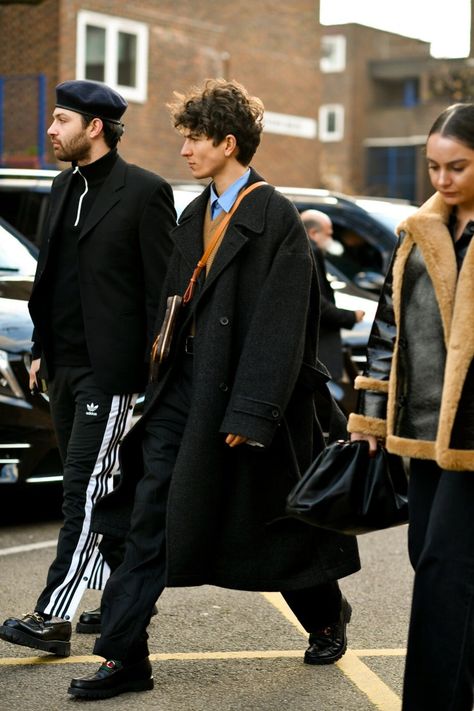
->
xmin=0 ymin=612 xmax=71 ymax=656
xmin=304 ymin=596 xmax=352 ymax=665
xmin=75 ymin=607 xmax=102 ymax=634
xmin=68 ymin=657 xmax=154 ymax=699
xmin=76 ymin=603 xmax=158 ymax=634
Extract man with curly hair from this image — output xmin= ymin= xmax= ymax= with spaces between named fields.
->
xmin=68 ymin=79 xmax=359 ymax=700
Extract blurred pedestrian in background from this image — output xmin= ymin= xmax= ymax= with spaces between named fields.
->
xmin=301 ymin=209 xmax=364 ymax=382
xmin=349 ymin=102 xmax=474 ymax=711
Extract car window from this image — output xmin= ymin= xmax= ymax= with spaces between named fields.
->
xmin=326 ymin=225 xmax=385 ymax=280
xmin=173 ymin=187 xmax=203 ymax=218
xmin=0 ymin=224 xmax=37 ymax=275
xmin=354 ymin=199 xmax=417 ymax=233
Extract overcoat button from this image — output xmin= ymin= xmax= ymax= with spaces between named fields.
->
xmin=219 ymin=383 xmax=229 ymax=392
xmin=272 ymin=409 xmax=279 ymax=418
xmin=219 ymin=317 xmax=229 ymax=326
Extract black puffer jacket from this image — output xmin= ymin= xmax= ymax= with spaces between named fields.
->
xmin=348 ymin=192 xmax=474 ymax=471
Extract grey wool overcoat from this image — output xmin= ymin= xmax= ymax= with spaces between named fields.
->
xmin=92 ymin=170 xmax=360 ymax=591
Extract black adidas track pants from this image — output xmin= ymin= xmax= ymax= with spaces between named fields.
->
xmin=35 ymin=365 xmax=137 ymax=621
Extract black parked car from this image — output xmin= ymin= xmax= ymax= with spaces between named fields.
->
xmin=278 ymin=187 xmax=417 ymax=295
xmin=0 ymin=217 xmax=61 ymax=486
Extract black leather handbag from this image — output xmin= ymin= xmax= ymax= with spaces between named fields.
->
xmin=286 ymin=440 xmax=408 ymax=535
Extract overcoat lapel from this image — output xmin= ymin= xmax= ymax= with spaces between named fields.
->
xmin=48 ymin=169 xmax=73 ymax=244
xmin=171 ymin=188 xmax=209 ymax=271
xmin=200 ymin=223 xmax=249 ymax=298
xmin=171 ymin=172 xmax=272 ymax=298
xmin=201 ymin=184 xmax=270 ymax=297
xmin=78 ymin=156 xmax=126 ymax=241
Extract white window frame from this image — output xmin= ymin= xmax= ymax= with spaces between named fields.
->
xmin=320 ymin=35 xmax=346 ymax=73
xmin=76 ymin=10 xmax=148 ymax=103
xmin=319 ymin=105 xmax=345 ymax=142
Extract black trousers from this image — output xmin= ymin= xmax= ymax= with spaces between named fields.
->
xmin=35 ymin=366 xmax=136 ymax=621
xmin=402 ymin=459 xmax=474 ymax=711
xmin=94 ymin=353 xmax=342 ymax=661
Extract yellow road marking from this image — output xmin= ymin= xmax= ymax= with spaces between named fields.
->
xmin=0 ymin=647 xmax=405 ymax=667
xmin=337 ymin=651 xmax=402 ymax=711
xmin=354 ymin=649 xmax=406 ymax=657
xmin=0 ymin=593 xmax=406 ymax=711
xmin=261 ymin=592 xmax=403 ymax=711
xmin=0 ymin=650 xmax=301 ymax=666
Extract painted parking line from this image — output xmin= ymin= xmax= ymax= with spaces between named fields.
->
xmin=0 ymin=543 xmax=404 ymax=709
xmin=0 ymin=650 xmax=306 ymax=666
xmin=0 ymin=540 xmax=57 ymax=557
xmin=0 ymin=646 xmax=405 ymax=711
xmin=0 ymin=647 xmax=405 ymax=667
xmin=262 ymin=592 xmax=403 ymax=711
xmin=0 ymin=645 xmax=405 ymax=711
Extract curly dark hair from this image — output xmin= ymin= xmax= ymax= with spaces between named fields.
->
xmin=168 ymin=78 xmax=264 ymax=165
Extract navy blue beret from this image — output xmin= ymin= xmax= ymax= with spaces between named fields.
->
xmin=55 ymin=79 xmax=127 ymax=124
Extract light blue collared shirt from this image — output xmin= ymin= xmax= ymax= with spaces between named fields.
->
xmin=210 ymin=168 xmax=251 ymax=220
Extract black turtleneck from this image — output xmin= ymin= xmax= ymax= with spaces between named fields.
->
xmin=47 ymin=149 xmax=119 ymax=366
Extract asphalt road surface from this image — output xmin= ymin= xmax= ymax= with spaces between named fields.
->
xmin=0 ymin=488 xmax=412 ymax=710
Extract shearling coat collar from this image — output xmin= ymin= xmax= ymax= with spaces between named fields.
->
xmin=349 ymin=192 xmax=474 ymax=470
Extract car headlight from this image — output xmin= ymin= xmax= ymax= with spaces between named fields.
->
xmin=0 ymin=349 xmax=25 ymax=399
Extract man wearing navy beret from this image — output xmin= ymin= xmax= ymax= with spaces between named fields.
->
xmin=0 ymin=79 xmax=176 ymax=656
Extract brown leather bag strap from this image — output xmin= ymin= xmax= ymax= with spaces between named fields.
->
xmin=182 ymin=180 xmax=267 ymax=304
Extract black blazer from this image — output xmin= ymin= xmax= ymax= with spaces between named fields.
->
xmin=28 ymin=154 xmax=176 ymax=394
xmin=311 ymin=244 xmax=356 ymax=380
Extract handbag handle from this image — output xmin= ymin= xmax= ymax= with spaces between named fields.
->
xmin=182 ymin=180 xmax=267 ymax=304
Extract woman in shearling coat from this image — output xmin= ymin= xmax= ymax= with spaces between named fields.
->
xmin=349 ymin=103 xmax=474 ymax=711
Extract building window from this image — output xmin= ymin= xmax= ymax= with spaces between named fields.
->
xmin=319 ymin=105 xmax=344 ymax=142
xmin=77 ymin=11 xmax=148 ymax=103
xmin=366 ymin=146 xmax=417 ymax=201
xmin=403 ymin=79 xmax=419 ymax=107
xmin=320 ymin=35 xmax=346 ymax=73
xmin=373 ymin=79 xmax=419 ymax=108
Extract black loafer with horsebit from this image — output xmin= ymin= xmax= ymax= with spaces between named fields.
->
xmin=0 ymin=612 xmax=71 ymax=656
xmin=68 ymin=657 xmax=154 ymax=699
xmin=304 ymin=595 xmax=352 ymax=665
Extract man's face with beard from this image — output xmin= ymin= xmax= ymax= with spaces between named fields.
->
xmin=47 ymin=108 xmax=94 ymax=164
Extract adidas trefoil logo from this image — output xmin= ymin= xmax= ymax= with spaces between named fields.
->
xmin=86 ymin=402 xmax=99 ymax=417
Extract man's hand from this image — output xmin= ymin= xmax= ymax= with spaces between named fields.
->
xmin=354 ymin=310 xmax=365 ymax=323
xmin=29 ymin=358 xmax=41 ymax=392
xmin=225 ymin=434 xmax=249 ymax=448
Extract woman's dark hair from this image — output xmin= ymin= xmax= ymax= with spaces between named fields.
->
xmin=168 ymin=78 xmax=264 ymax=165
xmin=81 ymin=113 xmax=124 ymax=149
xmin=428 ymin=102 xmax=474 ymax=149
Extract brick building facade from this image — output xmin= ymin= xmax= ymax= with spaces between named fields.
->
xmin=319 ymin=19 xmax=474 ymax=203
xmin=0 ymin=0 xmax=322 ymax=187
xmin=2 ymin=1 xmax=474 ymax=201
